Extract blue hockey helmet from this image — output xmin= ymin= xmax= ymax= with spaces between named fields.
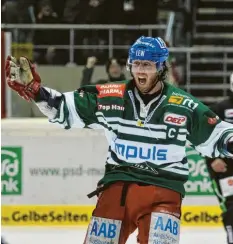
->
xmin=128 ymin=36 xmax=169 ymax=71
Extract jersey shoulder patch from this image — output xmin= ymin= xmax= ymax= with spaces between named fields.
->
xmin=164 ymin=85 xmax=203 ymax=112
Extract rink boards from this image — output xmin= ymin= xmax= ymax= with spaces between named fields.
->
xmin=1 ymin=119 xmax=223 ymax=227
xmin=1 ymin=205 xmax=223 ymax=227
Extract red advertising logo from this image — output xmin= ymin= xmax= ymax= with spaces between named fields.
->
xmin=164 ymin=113 xmax=187 ymax=126
xmin=96 ymin=84 xmax=126 ymax=98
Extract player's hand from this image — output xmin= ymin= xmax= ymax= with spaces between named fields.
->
xmin=211 ymin=158 xmax=227 ymax=173
xmin=5 ymin=56 xmax=41 ymax=101
xmin=86 ymin=56 xmax=97 ymax=68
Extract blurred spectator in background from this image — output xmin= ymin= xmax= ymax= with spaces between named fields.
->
xmin=36 ymin=2 xmax=58 ymax=22
xmin=85 ymin=0 xmax=106 ymax=23
xmin=165 ymin=41 xmax=181 ymax=86
xmin=2 ymin=0 xmax=36 ymax=42
xmin=33 ymin=1 xmax=62 ymax=64
xmin=1 ymin=0 xmax=189 ymax=65
xmin=76 ymin=0 xmax=110 ymax=64
xmin=122 ymin=0 xmax=158 ymax=24
xmin=62 ymin=0 xmax=80 ymax=23
xmin=2 ymin=0 xmax=18 ymax=24
xmin=81 ymin=57 xmax=126 ymax=86
xmin=166 ymin=54 xmax=180 ymax=87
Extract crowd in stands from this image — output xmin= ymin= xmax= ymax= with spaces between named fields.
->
xmin=2 ymin=0 xmax=193 ymax=67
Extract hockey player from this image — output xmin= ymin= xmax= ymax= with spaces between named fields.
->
xmin=206 ymin=76 xmax=233 ymax=244
xmin=5 ymin=36 xmax=233 ymax=244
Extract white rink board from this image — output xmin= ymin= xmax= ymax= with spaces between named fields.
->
xmin=2 ymin=119 xmax=108 ymax=205
xmin=2 ymin=118 xmax=218 ymax=206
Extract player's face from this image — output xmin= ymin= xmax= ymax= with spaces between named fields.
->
xmin=132 ymin=60 xmax=158 ymax=94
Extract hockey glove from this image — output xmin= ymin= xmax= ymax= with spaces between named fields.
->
xmin=5 ymin=56 xmax=41 ymax=101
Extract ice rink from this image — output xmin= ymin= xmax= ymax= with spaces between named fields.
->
xmin=2 ymin=226 xmax=225 ymax=244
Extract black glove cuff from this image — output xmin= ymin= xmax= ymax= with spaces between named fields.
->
xmin=227 ymin=140 xmax=233 ymax=155
xmin=34 ymin=87 xmax=62 ymax=109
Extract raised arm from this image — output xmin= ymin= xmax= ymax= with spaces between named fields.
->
xmin=5 ymin=56 xmax=99 ymax=129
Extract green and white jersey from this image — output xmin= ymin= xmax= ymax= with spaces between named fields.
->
xmin=42 ymin=80 xmax=233 ymax=195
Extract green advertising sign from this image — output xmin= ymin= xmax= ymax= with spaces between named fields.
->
xmin=185 ymin=147 xmax=214 ymax=196
xmin=0 ymin=145 xmax=213 ymax=196
xmin=1 ymin=147 xmax=22 ymax=195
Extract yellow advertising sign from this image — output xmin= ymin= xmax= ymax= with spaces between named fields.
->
xmin=1 ymin=205 xmax=223 ymax=227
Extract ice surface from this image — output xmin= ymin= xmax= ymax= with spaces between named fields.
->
xmin=1 ymin=226 xmax=226 ymax=244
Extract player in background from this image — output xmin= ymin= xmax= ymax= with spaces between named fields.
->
xmin=5 ymin=36 xmax=233 ymax=244
xmin=206 ymin=74 xmax=233 ymax=244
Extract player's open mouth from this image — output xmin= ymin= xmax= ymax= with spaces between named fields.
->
xmin=138 ymin=77 xmax=147 ymax=85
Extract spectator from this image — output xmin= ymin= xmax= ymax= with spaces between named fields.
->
xmin=63 ymin=0 xmax=80 ymax=23
xmin=80 ymin=57 xmax=126 ymax=86
xmin=165 ymin=41 xmax=181 ymax=86
xmin=2 ymin=0 xmax=36 ymax=42
xmin=123 ymin=0 xmax=158 ymax=24
xmin=2 ymin=0 xmax=18 ymax=24
xmin=166 ymin=54 xmax=181 ymax=86
xmin=33 ymin=2 xmax=61 ymax=64
xmin=37 ymin=3 xmax=58 ymax=21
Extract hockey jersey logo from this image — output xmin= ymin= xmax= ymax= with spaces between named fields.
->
xmin=98 ymin=104 xmax=125 ymax=111
xmin=168 ymin=96 xmax=184 ymax=105
xmin=96 ymin=84 xmax=126 ymax=98
xmin=164 ymin=113 xmax=187 ymax=126
xmin=168 ymin=95 xmax=198 ymax=110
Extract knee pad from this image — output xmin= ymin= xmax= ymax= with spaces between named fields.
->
xmin=148 ymin=212 xmax=180 ymax=244
xmin=85 ymin=216 xmax=122 ymax=244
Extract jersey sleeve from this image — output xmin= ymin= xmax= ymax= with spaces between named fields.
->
xmin=187 ymin=101 xmax=233 ymax=158
xmin=35 ymin=86 xmax=99 ymax=130
xmin=50 ymin=90 xmax=98 ymax=129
